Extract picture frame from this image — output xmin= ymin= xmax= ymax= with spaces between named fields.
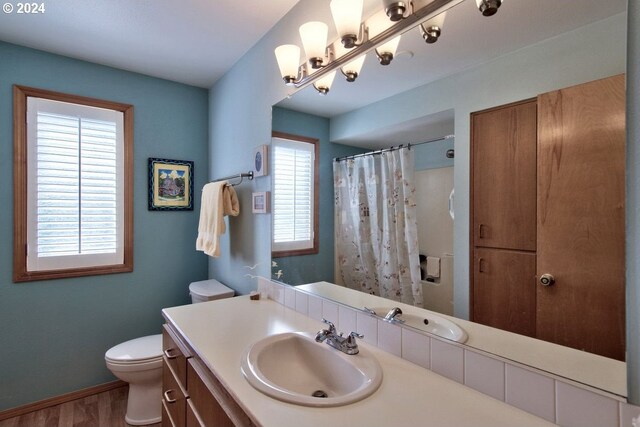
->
xmin=252 ymin=144 xmax=268 ymax=177
xmin=252 ymin=191 xmax=269 ymax=214
xmin=148 ymin=158 xmax=194 ymax=211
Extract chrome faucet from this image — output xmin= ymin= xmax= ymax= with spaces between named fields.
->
xmin=315 ymin=318 xmax=363 ymax=355
xmin=384 ymin=307 xmax=405 ymax=324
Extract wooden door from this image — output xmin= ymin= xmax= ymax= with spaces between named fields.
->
xmin=537 ymin=75 xmax=625 ymax=360
xmin=472 ymin=100 xmax=537 ymax=251
xmin=473 ymin=248 xmax=536 ymax=337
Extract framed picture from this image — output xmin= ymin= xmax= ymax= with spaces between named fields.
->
xmin=148 ymin=158 xmax=194 ymax=211
xmin=253 ymin=144 xmax=268 ymax=177
xmin=252 ymin=191 xmax=269 ymax=214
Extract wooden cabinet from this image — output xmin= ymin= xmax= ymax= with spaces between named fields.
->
xmin=473 ymin=248 xmax=536 ymax=338
xmin=162 ymin=323 xmax=255 ymax=427
xmin=471 ymin=99 xmax=538 ymax=337
xmin=471 ymin=75 xmax=625 ymax=360
xmin=162 ymin=325 xmax=190 ymax=427
xmin=472 ymin=99 xmax=537 ymax=251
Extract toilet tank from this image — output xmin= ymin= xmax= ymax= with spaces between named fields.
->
xmin=189 ymin=279 xmax=234 ymax=303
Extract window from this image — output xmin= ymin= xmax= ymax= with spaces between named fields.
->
xmin=13 ymin=86 xmax=133 ymax=281
xmin=271 ymin=132 xmax=319 ymax=257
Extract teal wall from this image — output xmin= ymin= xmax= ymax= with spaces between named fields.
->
xmin=0 ymin=42 xmax=209 ymax=410
xmin=271 ymin=107 xmax=366 ymax=285
xmin=206 ymin=1 xmax=310 ymax=295
xmin=414 ymin=138 xmax=454 ymax=171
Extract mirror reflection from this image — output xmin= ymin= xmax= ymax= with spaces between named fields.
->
xmin=270 ymin=0 xmax=627 ymax=396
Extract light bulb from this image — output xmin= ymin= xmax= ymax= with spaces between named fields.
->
xmin=299 ymin=21 xmax=329 ymax=68
xmin=334 ymin=42 xmax=366 ymax=82
xmin=274 ymin=45 xmax=301 ymax=84
xmin=313 ymin=71 xmax=337 ymax=95
xmin=330 ymin=0 xmax=363 ymax=48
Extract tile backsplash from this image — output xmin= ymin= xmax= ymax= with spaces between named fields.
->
xmin=259 ymin=278 xmax=640 ymax=427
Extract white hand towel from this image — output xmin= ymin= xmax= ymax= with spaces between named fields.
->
xmin=426 ymin=256 xmax=441 ymax=278
xmin=196 ymin=182 xmax=240 ymax=257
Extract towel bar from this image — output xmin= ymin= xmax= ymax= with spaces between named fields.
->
xmin=206 ymin=171 xmax=254 ymax=188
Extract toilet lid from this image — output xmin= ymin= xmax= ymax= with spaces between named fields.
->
xmin=189 ymin=279 xmax=234 ymax=299
xmin=105 ymin=334 xmax=162 ymax=363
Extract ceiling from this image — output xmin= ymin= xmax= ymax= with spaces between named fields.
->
xmin=0 ymin=0 xmax=626 ymax=101
xmin=0 ymin=0 xmax=300 ymax=88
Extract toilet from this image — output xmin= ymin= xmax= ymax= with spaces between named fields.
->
xmin=189 ymin=279 xmax=234 ymax=303
xmin=105 ymin=334 xmax=163 ymax=425
xmin=105 ymin=279 xmax=233 ymax=425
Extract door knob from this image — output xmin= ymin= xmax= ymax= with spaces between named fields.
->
xmin=539 ymin=273 xmax=555 ymax=286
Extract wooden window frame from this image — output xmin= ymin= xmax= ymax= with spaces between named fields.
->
xmin=271 ymin=131 xmax=319 ymax=258
xmin=13 ymin=85 xmax=134 ymax=282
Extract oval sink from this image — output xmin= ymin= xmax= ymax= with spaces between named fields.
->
xmin=241 ymin=332 xmax=382 ymax=407
xmin=370 ymin=307 xmax=468 ymax=343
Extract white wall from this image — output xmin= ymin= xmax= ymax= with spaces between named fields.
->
xmin=416 ymin=167 xmax=454 ymax=314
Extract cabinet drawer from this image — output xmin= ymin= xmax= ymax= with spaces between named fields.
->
xmin=186 ymin=399 xmax=204 ymax=427
xmin=187 ymin=359 xmax=233 ymax=427
xmin=163 ymin=359 xmax=188 ymax=427
xmin=163 ymin=324 xmax=190 ymax=387
xmin=188 ymin=358 xmax=256 ymax=427
xmin=473 ymin=248 xmax=536 ymax=337
xmin=161 ymin=399 xmax=176 ymax=427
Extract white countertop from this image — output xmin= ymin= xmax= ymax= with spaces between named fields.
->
xmin=297 ymin=281 xmax=626 ymax=398
xmin=163 ymin=296 xmax=555 ymax=427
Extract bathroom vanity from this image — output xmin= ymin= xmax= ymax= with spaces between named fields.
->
xmin=162 ymin=322 xmax=253 ymax=426
xmin=161 ymin=296 xmax=554 ymax=427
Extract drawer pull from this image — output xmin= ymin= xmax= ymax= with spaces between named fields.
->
xmin=164 ymin=348 xmax=178 ymax=359
xmin=478 ymin=223 xmax=486 ymax=238
xmin=478 ymin=257 xmax=486 ymax=273
xmin=164 ymin=389 xmax=177 ymax=404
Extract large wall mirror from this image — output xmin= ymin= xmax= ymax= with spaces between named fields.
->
xmin=270 ymin=0 xmax=628 ymax=398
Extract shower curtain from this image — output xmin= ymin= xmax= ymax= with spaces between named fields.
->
xmin=334 ymin=147 xmax=423 ymax=307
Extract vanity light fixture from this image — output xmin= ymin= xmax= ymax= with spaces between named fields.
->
xmin=368 ymin=10 xmax=402 ymax=65
xmin=274 ymin=0 xmax=504 ymax=93
xmin=420 ymin=10 xmax=446 ymax=43
xmin=330 ymin=0 xmax=365 ymax=48
xmin=299 ymin=21 xmax=330 ymax=69
xmin=334 ymin=42 xmax=367 ymax=82
xmin=274 ymin=44 xmax=303 ymax=85
xmin=476 ymin=0 xmax=503 ymax=17
xmin=313 ymin=71 xmax=337 ymax=95
xmin=383 ymin=0 xmax=409 ymax=21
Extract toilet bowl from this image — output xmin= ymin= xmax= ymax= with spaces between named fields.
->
xmin=105 ymin=334 xmax=163 ymax=425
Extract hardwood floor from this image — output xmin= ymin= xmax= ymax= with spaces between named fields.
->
xmin=0 ymin=387 xmax=161 ymax=427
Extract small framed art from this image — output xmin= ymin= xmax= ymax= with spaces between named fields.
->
xmin=253 ymin=144 xmax=268 ymax=177
xmin=252 ymin=191 xmax=269 ymax=214
xmin=148 ymin=158 xmax=194 ymax=211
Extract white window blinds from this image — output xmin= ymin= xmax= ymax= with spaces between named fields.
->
xmin=272 ymin=137 xmax=315 ymax=252
xmin=26 ymin=97 xmax=124 ymax=271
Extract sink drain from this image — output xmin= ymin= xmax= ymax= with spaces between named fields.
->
xmin=311 ymin=390 xmax=328 ymax=398
xmin=423 ymin=318 xmax=429 ymax=325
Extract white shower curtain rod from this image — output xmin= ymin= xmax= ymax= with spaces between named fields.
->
xmin=333 ymin=134 xmax=455 ymax=163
